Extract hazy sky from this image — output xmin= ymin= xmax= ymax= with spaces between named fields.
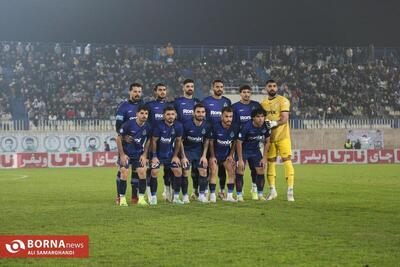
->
xmin=0 ymin=0 xmax=399 ymax=46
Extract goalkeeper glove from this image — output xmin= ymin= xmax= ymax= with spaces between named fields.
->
xmin=265 ymin=120 xmax=278 ymax=129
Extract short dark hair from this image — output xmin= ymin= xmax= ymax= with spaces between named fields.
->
xmin=221 ymin=106 xmax=233 ymax=114
xmin=129 ymin=83 xmax=142 ymax=91
xmin=163 ymin=106 xmax=176 ymax=114
xmin=251 ymin=108 xmax=266 ymax=118
xmin=153 ymin=83 xmax=166 ymax=91
xmin=265 ymin=79 xmax=276 ymax=85
xmin=193 ymin=103 xmax=205 ymax=111
xmin=212 ymin=79 xmax=223 ymax=86
xmin=89 ymin=137 xmax=96 ymax=142
xmin=137 ymin=105 xmax=149 ymax=113
xmin=183 ymin=79 xmax=194 ymax=85
xmin=239 ymin=85 xmax=252 ymax=93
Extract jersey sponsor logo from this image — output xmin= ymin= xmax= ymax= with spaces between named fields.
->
xmin=187 ymin=136 xmax=203 ymax=142
xmin=182 ymin=109 xmax=193 ymax=115
xmin=133 ymin=138 xmax=143 ymax=144
xmin=155 ymin=114 xmax=163 ymax=119
xmin=240 ymin=115 xmax=251 ymax=121
xmin=210 ymin=110 xmax=221 ymax=116
xmin=217 ymin=139 xmax=232 ymax=146
xmin=160 ymin=137 xmax=172 ymax=143
xmin=249 ymin=135 xmax=264 ymax=141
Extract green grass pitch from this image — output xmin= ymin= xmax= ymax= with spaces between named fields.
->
xmin=0 ymin=164 xmax=399 ymax=266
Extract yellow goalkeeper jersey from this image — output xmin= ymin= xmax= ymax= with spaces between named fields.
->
xmin=261 ymin=95 xmax=290 ymax=142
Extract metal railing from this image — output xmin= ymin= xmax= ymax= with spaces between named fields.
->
xmin=0 ymin=119 xmax=115 ymax=132
xmin=1 ymin=118 xmax=399 ymax=132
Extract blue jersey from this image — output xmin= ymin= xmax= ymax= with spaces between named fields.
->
xmin=152 ymin=121 xmax=183 ymax=160
xmin=182 ymin=119 xmax=211 ymax=154
xmin=145 ymin=99 xmax=172 ymax=127
xmin=115 ymin=99 xmax=144 ymax=132
xmin=232 ymin=100 xmax=261 ymax=126
xmin=173 ymin=96 xmax=201 ymax=124
xmin=238 ymin=121 xmax=271 ymax=153
xmin=210 ymin=122 xmax=239 ymax=160
xmin=119 ymin=120 xmax=151 ymax=159
xmin=202 ymin=96 xmax=231 ymax=124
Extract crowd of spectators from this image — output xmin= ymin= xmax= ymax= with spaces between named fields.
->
xmin=0 ymin=41 xmax=399 ymax=121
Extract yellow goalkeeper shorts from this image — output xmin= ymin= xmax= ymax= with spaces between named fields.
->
xmin=267 ymin=138 xmax=292 ymax=159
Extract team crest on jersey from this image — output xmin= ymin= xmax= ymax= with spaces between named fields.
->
xmin=171 ymin=128 xmax=175 ymax=135
xmin=262 ymin=129 xmax=266 ymax=134
xmin=223 ymin=102 xmax=228 ymax=107
xmin=142 ymin=129 xmax=147 ymax=136
xmin=201 ymin=128 xmax=206 ymax=135
xmin=230 ymin=132 xmax=234 ymax=138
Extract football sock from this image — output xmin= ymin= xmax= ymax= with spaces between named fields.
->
xmin=181 ymin=176 xmax=188 ymax=196
xmin=284 ymin=160 xmax=295 ymax=189
xmin=199 ymin=175 xmax=208 ymax=194
xmin=256 ymin=174 xmax=265 ymax=195
xmin=138 ymin=179 xmax=146 ymax=195
xmin=235 ymin=174 xmax=243 ymax=194
xmin=150 ymin=176 xmax=158 ymax=196
xmin=131 ymin=172 xmax=139 ymax=198
xmin=119 ymin=179 xmax=127 ymax=197
xmin=209 ymin=183 xmax=216 ymax=193
xmin=267 ymin=161 xmax=276 ymax=189
xmin=218 ymin=164 xmax=226 ymax=192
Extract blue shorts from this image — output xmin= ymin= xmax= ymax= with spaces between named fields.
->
xmin=151 ymin=158 xmax=180 ymax=169
xmin=184 ymin=151 xmax=206 ymax=170
xmin=237 ymin=150 xmax=263 ymax=168
xmin=118 ymin=157 xmax=145 ymax=169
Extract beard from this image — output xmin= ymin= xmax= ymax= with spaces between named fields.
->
xmin=268 ymin=91 xmax=277 ymax=97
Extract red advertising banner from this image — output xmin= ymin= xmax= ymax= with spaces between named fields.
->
xmin=328 ymin=150 xmax=368 ymax=164
xmin=0 ymin=154 xmax=17 ymax=168
xmin=300 ymin=150 xmax=328 ymax=164
xmin=47 ymin=153 xmax=93 ymax=168
xmin=3 ymin=150 xmax=399 ymax=169
xmin=92 ymin=152 xmax=118 ymax=167
xmin=0 ymin=235 xmax=89 ymax=258
xmin=17 ymin=153 xmax=48 ymax=168
xmin=367 ymin=149 xmax=395 ymax=164
xmin=395 ymin=149 xmax=400 ymax=163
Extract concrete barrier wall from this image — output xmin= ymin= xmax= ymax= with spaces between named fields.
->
xmin=291 ymin=129 xmax=400 ymax=149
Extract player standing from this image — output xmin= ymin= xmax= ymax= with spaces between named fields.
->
xmin=173 ymin=79 xmax=201 ymax=199
xmin=232 ymin=85 xmax=262 ymax=200
xmin=150 ymin=106 xmax=184 ymax=205
xmin=236 ymin=108 xmax=271 ymax=201
xmin=261 ymin=80 xmax=295 ymax=201
xmin=114 ymin=83 xmax=144 ymax=204
xmin=202 ymin=80 xmax=231 ymax=199
xmin=116 ymin=106 xmax=151 ymax=206
xmin=145 ymin=83 xmax=172 ymax=200
xmin=208 ymin=107 xmax=239 ymax=203
xmin=180 ymin=103 xmax=211 ymax=203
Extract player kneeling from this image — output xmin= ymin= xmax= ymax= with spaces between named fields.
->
xmin=236 ymin=108 xmax=270 ymax=201
xmin=116 ymin=106 xmax=151 ymax=206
